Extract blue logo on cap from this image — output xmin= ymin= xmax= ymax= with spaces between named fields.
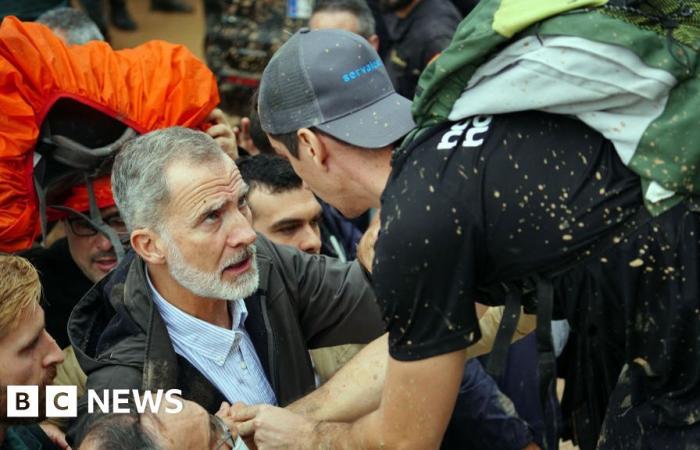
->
xmin=342 ymin=59 xmax=383 ymax=83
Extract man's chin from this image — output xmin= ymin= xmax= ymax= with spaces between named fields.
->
xmin=0 ymin=390 xmax=50 ymax=425
xmin=220 ymin=262 xmax=259 ymax=300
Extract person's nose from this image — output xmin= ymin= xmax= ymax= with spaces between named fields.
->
xmin=225 ymin=211 xmax=257 ymax=249
xmin=94 ymin=232 xmax=114 ymax=251
xmin=42 ymin=331 xmax=64 ymax=367
xmin=299 ymin=224 xmax=322 ymax=255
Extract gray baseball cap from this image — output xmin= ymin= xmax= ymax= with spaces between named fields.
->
xmin=258 ymin=28 xmax=415 ymax=149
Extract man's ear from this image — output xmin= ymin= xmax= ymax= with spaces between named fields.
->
xmin=130 ymin=229 xmax=166 ymax=265
xmin=368 ymin=34 xmax=380 ymax=52
xmin=297 ymin=128 xmax=329 ymax=171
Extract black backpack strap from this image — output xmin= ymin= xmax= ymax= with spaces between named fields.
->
xmin=485 ymin=284 xmax=522 ymax=380
xmin=535 ymin=276 xmax=557 ymax=450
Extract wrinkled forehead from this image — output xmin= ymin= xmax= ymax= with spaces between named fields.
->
xmin=162 ymin=156 xmax=243 ymax=214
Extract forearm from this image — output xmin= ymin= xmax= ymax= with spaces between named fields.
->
xmin=289 ymin=307 xmax=535 ymax=421
xmin=307 ymin=410 xmax=383 ymax=450
xmin=289 ymin=334 xmax=388 ymax=422
xmin=309 ymin=350 xmax=465 ymax=450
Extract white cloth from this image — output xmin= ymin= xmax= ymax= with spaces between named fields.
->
xmin=448 ymin=35 xmax=678 ymax=203
xmin=146 ymin=269 xmax=277 ymax=406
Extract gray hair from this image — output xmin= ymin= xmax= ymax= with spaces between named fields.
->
xmin=312 ymin=0 xmax=376 ymax=39
xmin=36 ymin=7 xmax=104 ymax=45
xmin=112 ymin=127 xmax=227 ymax=232
xmin=81 ymin=411 xmax=162 ymax=450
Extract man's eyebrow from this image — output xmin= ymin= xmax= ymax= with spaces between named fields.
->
xmin=271 ymin=218 xmax=303 ymax=229
xmin=196 ymin=197 xmax=227 ymax=220
xmin=238 ymin=184 xmax=250 ymax=198
xmin=19 ymin=321 xmax=44 ymax=349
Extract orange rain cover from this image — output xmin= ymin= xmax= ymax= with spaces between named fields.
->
xmin=0 ymin=17 xmax=219 ymax=252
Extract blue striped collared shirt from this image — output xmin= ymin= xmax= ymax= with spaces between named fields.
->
xmin=146 ymin=269 xmax=277 ymax=406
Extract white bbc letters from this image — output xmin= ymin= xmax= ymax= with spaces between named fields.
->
xmin=7 ymin=386 xmax=38 ymax=418
xmin=46 ymin=385 xmax=78 ymax=418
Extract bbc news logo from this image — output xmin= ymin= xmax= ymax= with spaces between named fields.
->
xmin=6 ymin=386 xmax=184 ymax=418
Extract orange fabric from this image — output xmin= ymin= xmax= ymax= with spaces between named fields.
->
xmin=0 ymin=17 xmax=219 ymax=252
xmin=46 ymin=176 xmax=115 ymax=221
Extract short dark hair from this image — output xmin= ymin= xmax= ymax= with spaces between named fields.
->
xmin=82 ymin=412 xmax=162 ymax=450
xmin=267 ymin=131 xmax=301 ymax=158
xmin=248 ymin=90 xmax=275 ymax=155
xmin=236 ymin=154 xmax=303 ymax=194
xmin=312 ymin=0 xmax=376 ymax=38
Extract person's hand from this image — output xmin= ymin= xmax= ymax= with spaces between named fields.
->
xmin=233 ymin=404 xmax=316 ymax=450
xmin=39 ymin=422 xmax=71 ymax=450
xmin=233 ymin=117 xmax=259 ymax=156
xmin=357 ymin=211 xmax=380 ymax=273
xmin=217 ymin=402 xmax=257 ymax=450
xmin=206 ymin=108 xmax=238 ymax=159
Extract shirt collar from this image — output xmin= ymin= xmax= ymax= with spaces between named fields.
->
xmin=145 ymin=267 xmax=248 ymax=365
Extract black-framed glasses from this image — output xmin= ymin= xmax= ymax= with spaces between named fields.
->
xmin=209 ymin=414 xmax=237 ymax=450
xmin=66 ymin=213 xmax=127 ymax=237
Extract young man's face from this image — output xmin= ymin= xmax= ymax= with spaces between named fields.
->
xmin=156 ymin=157 xmax=259 ymax=301
xmin=267 ymin=134 xmax=366 ymax=219
xmin=63 ymin=206 xmax=125 ymax=283
xmin=0 ymin=306 xmax=64 ymax=423
xmin=249 ymin=186 xmax=323 ymax=255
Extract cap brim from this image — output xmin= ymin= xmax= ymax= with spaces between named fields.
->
xmin=316 ymin=93 xmax=415 ymax=148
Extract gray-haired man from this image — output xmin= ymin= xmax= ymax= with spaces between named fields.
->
xmin=65 ymin=127 xmax=384 ymax=445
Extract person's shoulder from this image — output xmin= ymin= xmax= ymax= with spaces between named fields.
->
xmin=20 ymin=237 xmax=69 ymax=265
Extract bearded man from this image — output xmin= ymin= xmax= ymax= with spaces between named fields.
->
xmin=65 ymin=127 xmax=384 ymax=446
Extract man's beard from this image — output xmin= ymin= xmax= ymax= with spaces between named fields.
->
xmin=0 ymin=370 xmax=56 ymax=425
xmin=163 ymin=233 xmax=260 ymax=301
xmin=378 ymin=0 xmax=415 ymax=13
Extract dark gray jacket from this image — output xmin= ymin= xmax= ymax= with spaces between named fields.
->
xmin=66 ymin=234 xmax=384 ymax=445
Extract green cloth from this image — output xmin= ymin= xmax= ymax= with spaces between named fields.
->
xmin=1 ymin=425 xmax=59 ymax=450
xmin=408 ymin=0 xmax=700 ymax=215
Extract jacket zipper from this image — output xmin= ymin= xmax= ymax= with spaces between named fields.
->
xmin=259 ymin=293 xmax=279 ymax=396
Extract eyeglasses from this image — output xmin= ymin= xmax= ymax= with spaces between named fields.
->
xmin=209 ymin=414 xmax=238 ymax=450
xmin=66 ymin=213 xmax=127 ymax=237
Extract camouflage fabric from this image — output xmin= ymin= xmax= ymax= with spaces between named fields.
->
xmin=204 ymin=0 xmax=308 ymax=116
xmin=408 ymin=0 xmax=700 ymax=215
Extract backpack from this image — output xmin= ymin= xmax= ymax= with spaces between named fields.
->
xmin=0 ymin=17 xmax=219 ymax=253
xmin=408 ymin=0 xmax=700 ymax=216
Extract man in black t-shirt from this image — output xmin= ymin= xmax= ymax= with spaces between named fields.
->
xmin=232 ymin=29 xmax=700 ymax=449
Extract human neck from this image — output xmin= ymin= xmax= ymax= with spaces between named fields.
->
xmin=147 ymin=265 xmax=232 ymax=329
xmin=345 ymin=146 xmax=393 ymax=208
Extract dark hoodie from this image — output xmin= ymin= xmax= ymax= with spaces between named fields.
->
xmin=66 ymin=234 xmax=384 ymax=445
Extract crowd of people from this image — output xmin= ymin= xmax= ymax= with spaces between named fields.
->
xmin=0 ymin=1 xmax=699 ymax=449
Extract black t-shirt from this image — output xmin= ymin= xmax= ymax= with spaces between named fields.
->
xmin=374 ymin=112 xmax=644 ymax=361
xmin=375 ymin=110 xmax=700 ymax=441
xmin=22 ymin=238 xmax=93 ymax=349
